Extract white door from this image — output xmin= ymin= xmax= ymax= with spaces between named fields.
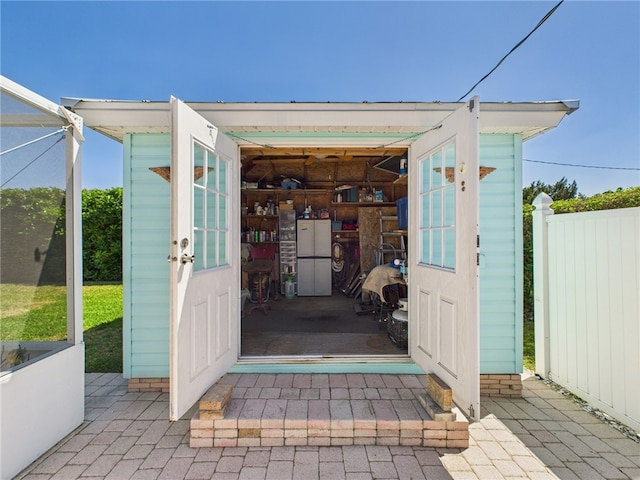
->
xmin=297 ymin=258 xmax=315 ymax=296
xmin=408 ymin=97 xmax=480 ymax=420
xmin=315 ymin=220 xmax=331 ymax=257
xmin=314 ymin=258 xmax=332 ymax=296
xmin=169 ymin=98 xmax=240 ymax=421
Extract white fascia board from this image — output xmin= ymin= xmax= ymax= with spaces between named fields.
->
xmin=480 ymin=101 xmax=579 ymax=141
xmin=63 ymin=98 xmax=578 ymax=144
xmin=62 ymin=100 xmax=171 ymax=142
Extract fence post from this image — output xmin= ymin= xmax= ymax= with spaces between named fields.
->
xmin=532 ymin=193 xmax=553 ymax=377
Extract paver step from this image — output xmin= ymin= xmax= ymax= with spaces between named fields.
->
xmin=189 ymin=374 xmax=468 ymax=449
xmin=199 ymin=383 xmax=233 ymax=411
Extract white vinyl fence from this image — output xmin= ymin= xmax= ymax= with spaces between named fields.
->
xmin=533 ymin=194 xmax=639 ymax=433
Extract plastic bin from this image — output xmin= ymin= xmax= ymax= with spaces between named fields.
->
xmin=396 ymin=197 xmax=408 ymax=230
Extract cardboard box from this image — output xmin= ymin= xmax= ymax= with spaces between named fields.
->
xmin=279 ymin=202 xmax=294 ymax=210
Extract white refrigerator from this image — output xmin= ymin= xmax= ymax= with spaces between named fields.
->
xmin=297 ymin=219 xmax=332 ymax=296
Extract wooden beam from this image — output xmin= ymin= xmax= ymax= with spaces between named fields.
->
xmin=242 ymin=146 xmax=407 ymax=159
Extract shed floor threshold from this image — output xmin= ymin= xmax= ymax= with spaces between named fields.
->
xmin=230 ymin=356 xmax=422 ymax=374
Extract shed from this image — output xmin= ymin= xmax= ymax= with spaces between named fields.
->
xmin=64 ymin=97 xmax=578 ymax=420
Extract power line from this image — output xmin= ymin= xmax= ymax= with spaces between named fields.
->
xmin=457 ymin=0 xmax=565 ymax=102
xmin=379 ymin=2 xmax=565 ymax=149
xmin=524 ymin=158 xmax=640 ymax=171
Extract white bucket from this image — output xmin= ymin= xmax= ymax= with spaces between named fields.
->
xmin=285 ymin=281 xmax=296 ymax=299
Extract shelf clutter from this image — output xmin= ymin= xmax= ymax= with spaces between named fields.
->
xmin=241 ymin=151 xmax=408 ymax=296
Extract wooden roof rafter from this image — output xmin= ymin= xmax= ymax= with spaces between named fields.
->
xmin=241 ymin=146 xmax=407 ymax=160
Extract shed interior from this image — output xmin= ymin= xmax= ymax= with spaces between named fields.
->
xmin=239 ymin=146 xmax=410 ymax=356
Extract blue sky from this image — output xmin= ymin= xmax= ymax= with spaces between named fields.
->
xmin=2 ymin=1 xmax=638 ymax=196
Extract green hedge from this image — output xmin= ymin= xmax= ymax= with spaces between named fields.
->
xmin=82 ymin=187 xmax=123 ymax=282
xmin=523 ymin=186 xmax=640 ymax=320
xmin=1 ymin=187 xmax=67 ymax=285
xmin=0 ymin=187 xmax=123 ymax=283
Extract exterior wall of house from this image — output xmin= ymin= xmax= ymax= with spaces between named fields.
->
xmin=478 ymin=134 xmax=523 ymax=374
xmin=123 ymin=133 xmax=523 ymax=379
xmin=123 ymin=133 xmax=172 ymax=378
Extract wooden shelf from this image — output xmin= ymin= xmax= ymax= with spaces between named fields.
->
xmin=242 ymin=188 xmax=328 ymax=194
xmin=332 ymin=229 xmax=359 ymax=234
xmin=331 ymin=202 xmax=397 ymax=207
xmin=394 ymin=174 xmax=408 ymax=185
xmin=242 ymin=214 xmax=279 ymax=218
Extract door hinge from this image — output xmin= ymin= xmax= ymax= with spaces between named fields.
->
xmin=477 ymin=234 xmax=480 ymax=248
xmin=468 ymin=99 xmax=475 ymax=112
xmin=469 ymin=404 xmax=475 ymax=418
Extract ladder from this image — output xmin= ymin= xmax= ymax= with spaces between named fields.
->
xmin=376 ymin=208 xmax=406 ymax=266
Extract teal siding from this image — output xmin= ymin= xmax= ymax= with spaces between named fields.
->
xmin=478 ymin=134 xmax=523 ymax=374
xmin=124 ymin=131 xmax=523 ymax=378
xmin=123 ymin=133 xmax=171 ymax=378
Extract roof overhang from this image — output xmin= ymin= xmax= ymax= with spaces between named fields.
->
xmin=61 ymin=98 xmax=579 ymax=146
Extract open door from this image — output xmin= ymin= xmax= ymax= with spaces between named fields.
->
xmin=408 ymin=97 xmax=480 ymax=420
xmin=169 ymin=98 xmax=240 ymax=420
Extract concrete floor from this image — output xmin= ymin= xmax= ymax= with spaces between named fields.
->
xmin=241 ymin=293 xmax=407 ymax=356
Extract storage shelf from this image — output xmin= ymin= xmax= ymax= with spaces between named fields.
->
xmin=242 ymin=188 xmax=328 ymax=194
xmin=242 ymin=214 xmax=279 ymax=218
xmin=394 ymin=174 xmax=408 ymax=185
xmin=331 ymin=202 xmax=397 ymax=207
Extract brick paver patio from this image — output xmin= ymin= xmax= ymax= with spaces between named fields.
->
xmin=13 ymin=372 xmax=640 ymax=479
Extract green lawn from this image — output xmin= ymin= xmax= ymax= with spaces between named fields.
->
xmin=1 ymin=283 xmax=123 ymax=372
xmin=523 ymin=319 xmax=535 ymax=372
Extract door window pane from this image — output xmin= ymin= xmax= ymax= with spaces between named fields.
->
xmin=194 ymin=186 xmax=204 ymax=230
xmin=218 ymin=231 xmax=227 ymax=265
xmin=432 ymin=191 xmax=442 ymax=227
xmin=418 ymin=140 xmax=456 ymax=271
xmin=218 ymin=194 xmax=227 ymax=229
xmin=432 ymin=151 xmax=442 ymax=187
xmin=206 ymin=152 xmax=217 ymax=190
xmin=421 ymin=158 xmax=431 ymax=191
xmin=444 ymin=144 xmax=456 ymax=174
xmin=194 ymin=144 xmax=206 ymax=187
xmin=421 ymin=230 xmax=431 ymax=264
xmin=432 ymin=230 xmax=443 ymax=267
xmin=206 ymin=231 xmax=218 ymax=267
xmin=206 ymin=191 xmax=217 ymax=229
xmin=192 ymin=141 xmax=229 ymax=271
xmin=218 ymin=157 xmax=227 ymax=193
xmin=421 ymin=194 xmax=430 ymax=228
xmin=444 ymin=185 xmax=455 ymax=227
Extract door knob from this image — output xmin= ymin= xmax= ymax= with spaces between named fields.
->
xmin=181 ymin=253 xmax=195 ymax=264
